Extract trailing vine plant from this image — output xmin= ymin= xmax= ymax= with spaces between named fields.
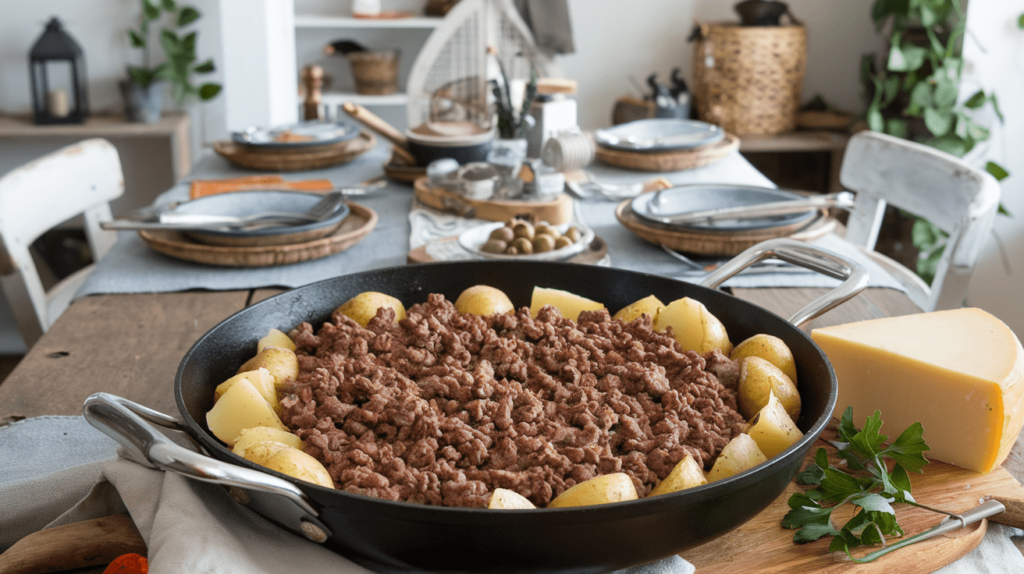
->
xmin=861 ymin=0 xmax=1010 ymax=284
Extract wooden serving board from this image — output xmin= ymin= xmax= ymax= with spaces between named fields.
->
xmin=682 ymin=431 xmax=1024 ymax=573
xmin=413 ymin=177 xmax=574 ymax=225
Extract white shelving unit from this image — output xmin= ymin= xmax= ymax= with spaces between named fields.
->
xmin=293 ymin=12 xmax=442 ymax=124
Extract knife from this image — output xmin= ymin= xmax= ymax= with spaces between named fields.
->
xmin=646 ymin=191 xmax=855 ymax=226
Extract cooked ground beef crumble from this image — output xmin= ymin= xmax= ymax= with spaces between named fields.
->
xmin=279 ymin=294 xmax=746 ymax=508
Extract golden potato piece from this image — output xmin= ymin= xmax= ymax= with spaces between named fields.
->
xmin=233 ymin=426 xmax=304 ymax=459
xmin=653 ymin=297 xmax=732 ymax=355
xmin=237 ymin=347 xmax=299 ymax=390
xmin=613 ymin=295 xmax=665 ymax=324
xmin=707 ymin=433 xmax=768 ymax=482
xmin=731 ymin=333 xmax=797 ymax=383
xmin=455 ymin=285 xmax=515 ymax=316
xmin=263 ymin=448 xmax=334 ymax=488
xmin=336 ymin=291 xmax=406 ymax=327
xmin=215 ymin=368 xmax=278 ymax=412
xmin=547 ymin=473 xmax=638 ymax=508
xmin=738 ymin=356 xmax=801 ymax=421
xmin=530 ymin=287 xmax=604 ymax=322
xmin=237 ymin=439 xmax=294 ymax=466
xmin=207 ymin=378 xmax=287 ymax=446
xmin=488 ymin=488 xmax=536 ymax=509
xmin=746 ymin=391 xmax=804 ymax=458
xmin=648 ymin=454 xmax=707 ymax=496
xmin=258 ymin=328 xmax=296 ymax=353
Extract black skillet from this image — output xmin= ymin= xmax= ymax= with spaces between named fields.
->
xmin=84 ymin=238 xmax=866 ymax=573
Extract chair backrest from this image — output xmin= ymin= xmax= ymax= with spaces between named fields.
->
xmin=840 ymin=130 xmax=1000 ymax=311
xmin=0 ymin=138 xmax=124 ymax=345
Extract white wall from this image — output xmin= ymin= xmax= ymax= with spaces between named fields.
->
xmin=962 ymin=2 xmax=1024 ymax=338
xmin=560 ymin=0 xmax=885 ymax=130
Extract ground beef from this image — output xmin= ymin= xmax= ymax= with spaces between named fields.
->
xmin=279 ymin=294 xmax=746 ymax=508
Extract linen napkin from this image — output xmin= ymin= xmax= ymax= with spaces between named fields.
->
xmin=189 ymin=175 xmax=335 ymax=199
xmin=0 ymin=416 xmax=694 ymax=574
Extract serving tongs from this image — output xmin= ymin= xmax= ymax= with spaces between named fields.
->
xmin=646 ymin=190 xmax=855 ymax=226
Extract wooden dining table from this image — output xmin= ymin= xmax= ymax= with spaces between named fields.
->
xmin=1 ymin=143 xmax=1022 ymax=572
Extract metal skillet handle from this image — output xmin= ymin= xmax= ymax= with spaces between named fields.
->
xmin=699 ymin=238 xmax=869 ymax=327
xmin=83 ymin=392 xmax=332 ymax=543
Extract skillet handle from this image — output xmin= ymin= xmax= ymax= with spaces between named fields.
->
xmin=699 ymin=238 xmax=869 ymax=327
xmin=83 ymin=392 xmax=332 ymax=543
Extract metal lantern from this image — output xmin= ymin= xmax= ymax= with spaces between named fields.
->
xmin=29 ymin=17 xmax=89 ymax=125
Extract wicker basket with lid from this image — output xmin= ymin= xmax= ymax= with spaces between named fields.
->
xmin=691 ymin=22 xmax=807 ymax=135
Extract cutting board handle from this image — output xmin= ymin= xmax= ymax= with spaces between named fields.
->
xmin=990 ymin=496 xmax=1024 ymax=529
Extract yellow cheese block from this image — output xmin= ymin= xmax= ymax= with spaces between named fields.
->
xmin=811 ymin=308 xmax=1024 ymax=474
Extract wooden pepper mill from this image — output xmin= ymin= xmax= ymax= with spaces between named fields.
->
xmin=301 ymin=65 xmax=325 ymax=121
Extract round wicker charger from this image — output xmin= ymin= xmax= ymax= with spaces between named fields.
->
xmin=615 ymin=199 xmax=836 ymax=257
xmin=213 ymin=132 xmax=376 ymax=172
xmin=138 ymin=202 xmax=378 ymax=267
xmin=594 ymin=132 xmax=740 ymax=172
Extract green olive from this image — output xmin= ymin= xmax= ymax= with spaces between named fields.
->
xmin=512 ymin=221 xmax=535 ymax=240
xmin=489 ymin=227 xmax=515 ymax=243
xmin=510 ymin=237 xmax=534 ymax=254
xmin=481 ymin=239 xmax=508 ymax=253
xmin=506 ymin=245 xmax=520 ymax=255
xmin=564 ymin=227 xmax=582 ymax=242
xmin=554 ymin=236 xmax=573 ymax=250
xmin=535 ymin=223 xmax=560 ymax=239
xmin=533 ymin=235 xmax=556 ymax=253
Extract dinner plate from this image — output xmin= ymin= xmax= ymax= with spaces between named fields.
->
xmin=232 ymin=120 xmax=360 ymax=148
xmin=173 ymin=191 xmax=350 ymax=247
xmin=594 ymin=119 xmax=724 ymax=153
xmin=457 ymin=221 xmax=595 ymax=261
xmin=631 ymin=184 xmax=817 ymax=232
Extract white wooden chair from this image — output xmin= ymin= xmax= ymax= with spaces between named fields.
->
xmin=0 ymin=138 xmax=123 ymax=348
xmin=840 ymin=130 xmax=1000 ymax=312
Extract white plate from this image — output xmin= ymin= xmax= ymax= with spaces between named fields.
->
xmin=233 ymin=120 xmax=360 ymax=148
xmin=457 ymin=222 xmax=594 ymax=261
xmin=631 ymin=184 xmax=816 ymax=231
xmin=594 ymin=119 xmax=724 ymax=152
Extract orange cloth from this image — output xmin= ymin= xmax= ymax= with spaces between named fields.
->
xmin=189 ymin=176 xmax=334 ymax=199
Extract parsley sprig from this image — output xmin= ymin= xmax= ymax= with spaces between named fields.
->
xmin=782 ymin=407 xmax=946 ymax=562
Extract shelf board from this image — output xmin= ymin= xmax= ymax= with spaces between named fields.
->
xmin=310 ymin=92 xmax=409 ymax=106
xmin=294 ymin=15 xmax=442 ymax=29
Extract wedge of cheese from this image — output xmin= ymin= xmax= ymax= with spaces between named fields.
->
xmin=811 ymin=308 xmax=1024 ymax=474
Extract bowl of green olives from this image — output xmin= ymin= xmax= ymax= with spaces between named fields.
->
xmin=458 ymin=219 xmax=595 ymax=261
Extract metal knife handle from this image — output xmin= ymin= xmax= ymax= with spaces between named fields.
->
xmin=699 ymin=238 xmax=869 ymax=326
xmin=652 ymin=191 xmax=855 ymax=225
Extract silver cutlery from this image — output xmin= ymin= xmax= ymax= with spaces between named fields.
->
xmin=647 ymin=191 xmax=855 ymax=225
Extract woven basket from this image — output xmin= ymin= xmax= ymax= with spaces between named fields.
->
xmin=349 ymin=50 xmax=400 ymax=95
xmin=691 ymin=23 xmax=807 ymax=135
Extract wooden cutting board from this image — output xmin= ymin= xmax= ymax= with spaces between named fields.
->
xmin=682 ymin=431 xmax=1024 ymax=573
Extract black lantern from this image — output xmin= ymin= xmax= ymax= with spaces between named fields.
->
xmin=29 ymin=17 xmax=89 ymax=125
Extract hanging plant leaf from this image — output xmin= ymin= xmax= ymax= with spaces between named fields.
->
xmin=990 ymin=93 xmax=1005 ymax=122
xmin=199 ymin=83 xmax=222 ymax=101
xmin=161 ymin=0 xmax=177 ymax=10
xmin=142 ymin=0 xmax=161 ymax=21
xmin=193 ymin=59 xmax=215 ymax=74
xmin=1019 ymin=13 xmax=1024 ymax=30
xmin=986 ymin=161 xmax=1010 ymax=181
xmin=885 ymin=118 xmax=908 ymax=139
xmin=963 ymin=90 xmax=986 ymax=109
xmin=926 ymin=134 xmax=967 ymax=157
xmin=160 ymin=29 xmax=182 ymax=57
xmin=178 ymin=6 xmax=201 ymax=27
xmin=933 ymin=76 xmax=958 ymax=108
xmin=923 ymin=106 xmax=954 ymax=137
xmin=906 ymin=81 xmax=931 ymax=115
xmin=128 ymin=30 xmax=147 ymax=48
xmin=867 ymin=104 xmax=885 ymax=132
xmin=182 ymin=31 xmax=197 ymax=54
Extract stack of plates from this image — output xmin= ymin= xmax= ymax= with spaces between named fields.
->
xmin=593 ymin=119 xmax=739 ymax=172
xmin=215 ymin=120 xmax=376 ymax=171
xmin=616 ymin=184 xmax=837 ymax=256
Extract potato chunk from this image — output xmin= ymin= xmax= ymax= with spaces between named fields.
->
xmin=530 ymin=287 xmax=604 ymax=321
xmin=215 ymin=368 xmax=278 ymax=412
xmin=653 ymin=297 xmax=732 ymax=355
xmin=258 ymin=328 xmax=296 ymax=353
xmin=648 ymin=454 xmax=707 ymax=496
xmin=547 ymin=473 xmax=638 ymax=508
xmin=232 ymin=426 xmax=304 ymax=459
xmin=336 ymin=291 xmax=406 ymax=327
xmin=731 ymin=333 xmax=797 ymax=383
xmin=738 ymin=356 xmax=801 ymax=421
xmin=613 ymin=295 xmax=665 ymax=324
xmin=207 ymin=378 xmax=287 ymax=446
xmin=488 ymin=488 xmax=536 ymax=509
xmin=707 ymin=433 xmax=768 ymax=482
xmin=455 ymin=285 xmax=515 ymax=316
xmin=237 ymin=439 xmax=294 ymax=465
xmin=237 ymin=347 xmax=299 ymax=390
xmin=263 ymin=448 xmax=334 ymax=488
xmin=746 ymin=391 xmax=804 ymax=458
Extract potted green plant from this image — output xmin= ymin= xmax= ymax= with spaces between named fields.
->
xmin=861 ymin=0 xmax=1009 ymax=284
xmin=121 ymin=0 xmax=222 ymax=123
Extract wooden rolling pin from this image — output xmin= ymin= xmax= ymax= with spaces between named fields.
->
xmin=0 ymin=513 xmax=146 ymax=574
xmin=341 ymin=102 xmax=417 ymax=165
